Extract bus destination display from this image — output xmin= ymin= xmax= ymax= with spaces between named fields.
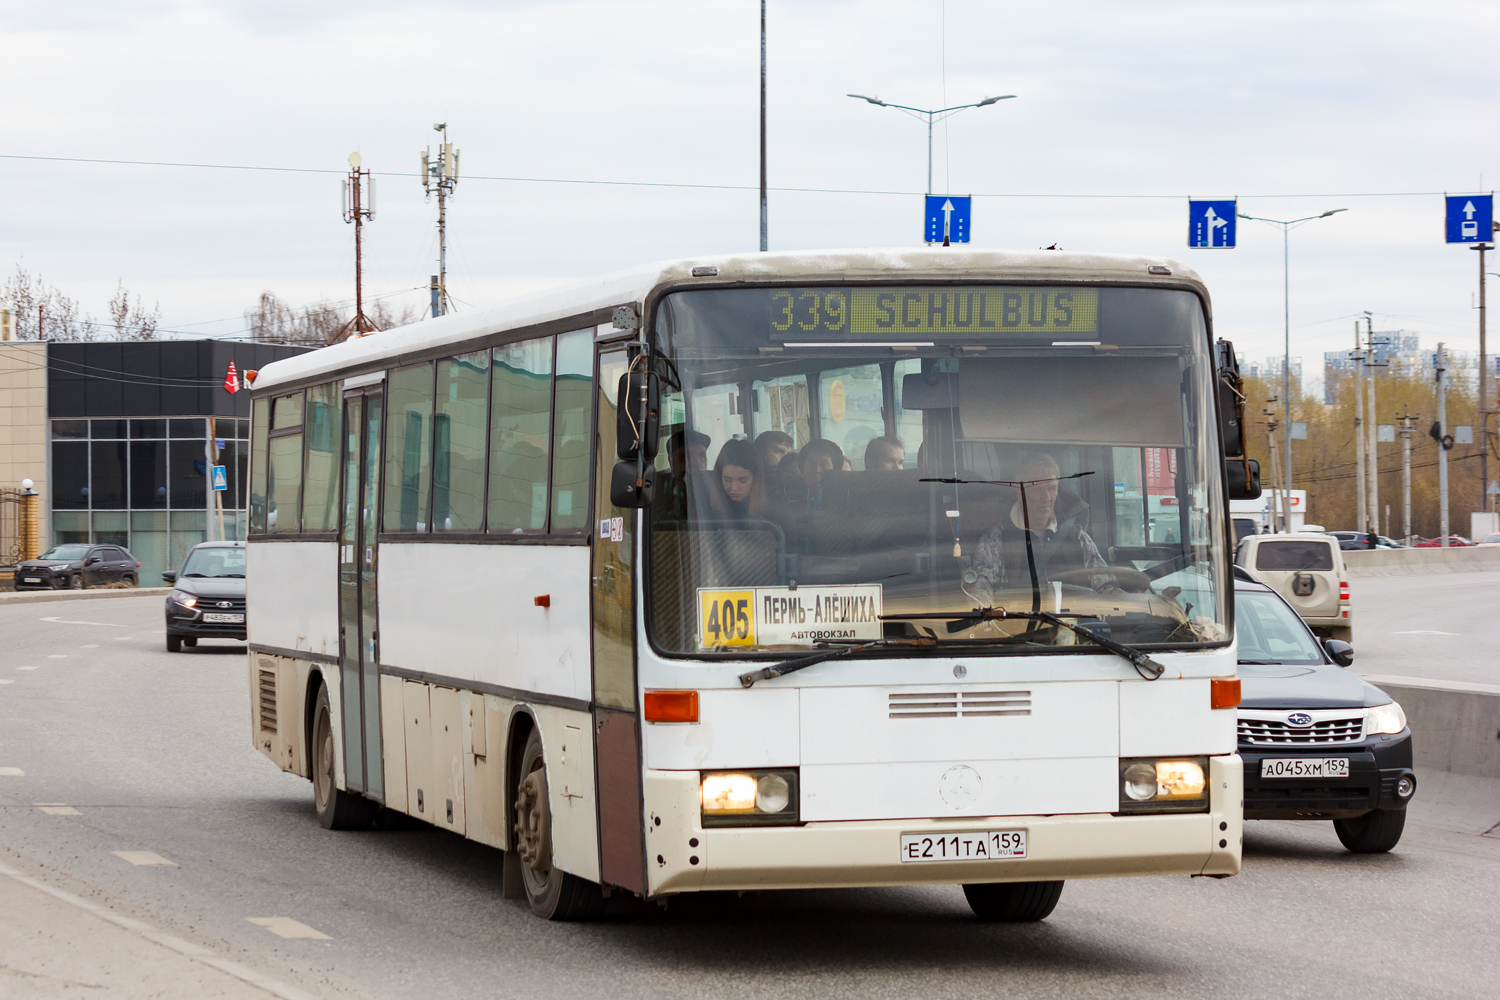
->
xmin=768 ymin=286 xmax=1099 ymax=340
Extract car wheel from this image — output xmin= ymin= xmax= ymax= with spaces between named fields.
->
xmin=513 ymin=727 xmax=603 ymax=920
xmin=962 ymin=880 xmax=1065 ymax=921
xmin=123 ymin=574 xmax=137 ymax=587
xmin=1333 ymin=808 xmax=1406 ymax=853
xmin=69 ymin=574 xmax=84 ymax=590
xmin=312 ymin=683 xmax=379 ymax=830
xmin=166 ymin=634 xmax=182 ymax=653
xmin=184 ymin=638 xmax=197 ymax=647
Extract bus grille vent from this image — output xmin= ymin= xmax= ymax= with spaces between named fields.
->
xmin=888 ymin=690 xmax=1031 ymax=719
xmin=258 ymin=669 xmax=277 ymax=734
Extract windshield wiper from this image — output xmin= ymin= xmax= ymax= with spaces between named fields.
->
xmin=882 ymin=607 xmax=1166 ymax=680
xmin=738 ymin=638 xmax=938 ymax=688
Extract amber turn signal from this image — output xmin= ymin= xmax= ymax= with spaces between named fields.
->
xmin=533 ymin=594 xmax=550 ymax=607
xmin=1211 ymin=677 xmax=1241 ymax=709
xmin=644 ymin=690 xmax=699 ymax=723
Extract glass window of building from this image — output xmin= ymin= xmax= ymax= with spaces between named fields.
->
xmin=385 ymin=363 xmax=435 ymax=532
xmin=550 ymin=331 xmax=594 ymax=533
xmin=489 ymin=337 xmax=553 ymax=533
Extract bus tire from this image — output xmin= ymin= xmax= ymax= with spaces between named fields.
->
xmin=513 ymin=727 xmax=603 ymax=921
xmin=1333 ymin=808 xmax=1405 ymax=853
xmin=962 ymin=880 xmax=1064 ymax=922
xmin=312 ymin=683 xmax=378 ymax=831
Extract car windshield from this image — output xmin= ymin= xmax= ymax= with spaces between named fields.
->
xmin=39 ymin=544 xmax=90 ymax=560
xmin=646 ymin=284 xmax=1227 ymax=655
xmin=180 ymin=547 xmax=246 ymax=578
xmin=1235 ymin=591 xmax=1325 ymax=665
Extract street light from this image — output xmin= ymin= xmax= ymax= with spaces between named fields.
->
xmin=847 ymin=93 xmax=1016 ymax=195
xmin=1238 ymin=208 xmax=1348 ymax=531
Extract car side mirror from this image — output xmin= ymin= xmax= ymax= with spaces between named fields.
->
xmin=161 ymin=570 xmax=177 ymax=583
xmin=86 ymin=555 xmax=101 ymax=565
xmin=1324 ymin=639 xmax=1354 ymax=667
xmin=610 ymin=460 xmax=656 ymax=508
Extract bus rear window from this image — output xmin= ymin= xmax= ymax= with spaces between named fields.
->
xmin=1255 ymin=540 xmax=1334 ymax=572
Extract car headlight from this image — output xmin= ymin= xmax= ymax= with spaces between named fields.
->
xmin=170 ymin=590 xmax=198 ymax=608
xmin=1365 ymin=702 xmax=1406 ymax=736
xmin=700 ymin=769 xmax=799 ymax=827
xmin=1117 ymin=758 xmax=1209 ymax=814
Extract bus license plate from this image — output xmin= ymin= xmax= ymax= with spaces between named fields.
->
xmin=202 ymin=613 xmax=244 ymax=624
xmin=1260 ymin=757 xmax=1349 ymax=779
xmin=900 ymin=830 xmax=1026 ymax=863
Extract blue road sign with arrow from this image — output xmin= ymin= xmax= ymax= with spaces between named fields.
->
xmin=1445 ymin=194 xmax=1493 ymax=244
xmin=210 ymin=465 xmax=228 ymax=491
xmin=925 ymin=195 xmax=971 ymax=245
xmin=1188 ymin=200 xmax=1237 ymax=248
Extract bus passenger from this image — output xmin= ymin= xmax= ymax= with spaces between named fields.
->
xmin=712 ymin=438 xmax=767 ymax=518
xmin=797 ymin=439 xmax=844 ymax=508
xmin=659 ymin=428 xmax=710 ymax=521
xmin=754 ymin=430 xmax=795 ymax=471
xmin=864 ymin=435 xmax=906 ymax=471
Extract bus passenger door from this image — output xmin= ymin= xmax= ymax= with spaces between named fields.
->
xmin=339 ymin=388 xmax=384 ymax=800
xmin=591 ymin=346 xmax=645 ymax=893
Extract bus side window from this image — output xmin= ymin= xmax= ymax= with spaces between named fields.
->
xmin=434 ymin=352 xmax=489 ymax=532
xmin=249 ymin=400 xmax=269 ymax=533
xmin=489 ymin=337 xmax=554 ymax=533
xmin=267 ymin=391 xmax=304 ymax=534
xmin=301 ymin=382 xmax=342 ymax=532
xmin=384 ymin=362 xmax=435 ymax=532
xmin=550 ymin=330 xmax=593 ymax=533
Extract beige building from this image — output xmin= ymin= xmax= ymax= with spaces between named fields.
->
xmin=0 ymin=342 xmax=48 ymax=545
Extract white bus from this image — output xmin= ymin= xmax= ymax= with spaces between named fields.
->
xmin=246 ymin=249 xmax=1252 ymax=922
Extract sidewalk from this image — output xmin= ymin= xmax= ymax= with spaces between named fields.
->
xmin=0 ymin=864 xmax=314 ymax=999
xmin=0 ymin=588 xmax=170 ymax=606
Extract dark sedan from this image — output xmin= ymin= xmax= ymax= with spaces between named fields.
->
xmin=162 ymin=541 xmax=246 ymax=652
xmin=1234 ymin=567 xmax=1415 ymax=853
xmin=14 ymin=543 xmax=140 ymax=590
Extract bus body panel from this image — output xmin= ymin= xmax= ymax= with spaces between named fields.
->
xmin=642 ymin=686 xmax=800 ymax=770
xmin=248 ymin=651 xmax=318 ymax=780
xmin=1119 ymin=676 xmax=1236 ymax=757
xmin=246 ymin=542 xmax=339 ymax=659
xmin=378 ymin=542 xmax=590 ymax=701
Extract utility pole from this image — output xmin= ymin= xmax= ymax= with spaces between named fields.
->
xmin=1264 ymin=398 xmax=1282 ymax=532
xmin=1398 ymin=410 xmax=1415 ymax=545
xmin=1363 ymin=314 xmax=1386 ymax=533
xmin=1353 ymin=324 xmax=1366 ymax=534
xmin=1475 ymin=241 xmax=1491 ymax=512
xmin=422 ymin=123 xmax=459 ymax=316
xmin=1436 ymin=343 xmax=1450 ymax=547
xmin=759 ymin=0 xmax=767 ymax=252
xmin=338 ymin=152 xmax=377 ymax=343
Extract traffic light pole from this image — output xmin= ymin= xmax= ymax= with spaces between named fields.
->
xmin=1436 ymin=344 xmax=1449 ymax=547
xmin=1476 ymin=243 xmax=1490 ymax=512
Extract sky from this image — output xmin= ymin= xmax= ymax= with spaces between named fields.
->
xmin=2 ymin=0 xmax=1498 ymax=387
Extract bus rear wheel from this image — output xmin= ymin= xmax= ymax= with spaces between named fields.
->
xmin=962 ymin=880 xmax=1065 ymax=922
xmin=513 ymin=727 xmax=602 ymax=921
xmin=312 ymin=683 xmax=378 ymax=831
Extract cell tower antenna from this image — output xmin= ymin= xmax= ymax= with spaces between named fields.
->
xmin=335 ymin=151 xmax=379 ymax=344
xmin=422 ymin=122 xmax=460 ymax=317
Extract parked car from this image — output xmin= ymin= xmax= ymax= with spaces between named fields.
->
xmin=162 ymin=541 xmax=246 ymax=652
xmin=14 ymin=543 xmax=140 ymax=590
xmin=1234 ymin=532 xmax=1351 ymax=641
xmin=1232 ymin=517 xmax=1260 ymax=544
xmin=1233 ymin=567 xmax=1415 ymax=852
xmin=1414 ymin=536 xmax=1471 ymax=547
xmin=1477 ymin=532 xmax=1500 ymax=547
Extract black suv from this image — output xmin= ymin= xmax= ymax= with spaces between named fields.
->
xmin=15 ymin=543 xmax=140 ymax=590
xmin=162 ymin=541 xmax=246 ymax=652
xmin=1234 ymin=566 xmax=1415 ymax=852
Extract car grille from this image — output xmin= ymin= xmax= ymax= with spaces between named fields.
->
xmin=1238 ymin=716 xmax=1364 ymax=745
xmin=200 ymin=597 xmax=246 ymax=613
xmin=888 ymin=690 xmax=1031 ymax=719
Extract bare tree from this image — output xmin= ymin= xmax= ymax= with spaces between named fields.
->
xmin=249 ymin=289 xmax=424 ymax=346
xmin=1 ymin=264 xmax=96 ymax=341
xmin=108 ymin=281 xmax=161 ymax=341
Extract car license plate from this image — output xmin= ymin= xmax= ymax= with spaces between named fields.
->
xmin=22 ymin=577 xmax=41 ymax=584
xmin=900 ymin=830 xmax=1027 ymax=863
xmin=202 ymin=613 xmax=244 ymax=624
xmin=1260 ymin=757 xmax=1349 ymax=779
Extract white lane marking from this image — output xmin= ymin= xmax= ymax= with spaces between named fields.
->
xmin=17 ymin=666 xmax=38 ymax=671
xmin=80 ymin=644 xmax=99 ymax=649
xmin=247 ymin=917 xmax=332 ymax=940
xmin=35 ymin=803 xmax=81 ymax=815
xmin=0 ymin=679 xmax=13 ymax=685
xmin=1392 ymin=629 xmax=1460 ymax=635
xmin=46 ymin=655 xmax=66 ymax=659
xmin=0 ymin=860 xmax=319 ymax=1000
xmin=113 ymin=851 xmax=177 ymax=867
xmin=39 ymin=616 xmax=128 ymax=627
xmin=0 ymin=767 xmax=23 ymax=776
xmin=113 ymin=637 xmax=133 ymax=640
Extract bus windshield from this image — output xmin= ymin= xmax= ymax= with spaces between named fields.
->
xmin=646 ymin=284 xmax=1227 ymax=656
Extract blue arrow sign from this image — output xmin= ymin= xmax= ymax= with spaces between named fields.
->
xmin=1445 ymin=194 xmax=1493 ymax=244
xmin=210 ymin=465 xmax=228 ymax=491
xmin=925 ymin=195 xmax=971 ymax=245
xmin=1188 ymin=200 xmax=1237 ymax=248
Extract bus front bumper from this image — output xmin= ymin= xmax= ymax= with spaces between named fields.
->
xmin=641 ymin=755 xmax=1242 ymax=895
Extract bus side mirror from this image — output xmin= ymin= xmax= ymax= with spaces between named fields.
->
xmin=616 ymin=371 xmax=660 ymax=462
xmin=611 ymin=461 xmax=657 ymax=508
xmin=1227 ymin=458 xmax=1261 ymax=499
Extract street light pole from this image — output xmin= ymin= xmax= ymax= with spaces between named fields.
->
xmin=759 ymin=0 xmax=767 ymax=252
xmin=1238 ymin=208 xmax=1348 ymax=531
xmin=847 ymin=93 xmax=1016 ymax=195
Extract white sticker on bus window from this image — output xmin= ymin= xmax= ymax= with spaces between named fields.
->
xmin=610 ymin=517 xmax=624 ymax=542
xmin=697 ymin=584 xmax=883 ymax=649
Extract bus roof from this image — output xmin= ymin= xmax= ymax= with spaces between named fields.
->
xmin=249 ymin=247 xmax=1207 ymax=395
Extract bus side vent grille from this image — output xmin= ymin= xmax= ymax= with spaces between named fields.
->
xmin=258 ymin=669 xmax=277 ymax=734
xmin=888 ymin=691 xmax=1032 ymax=719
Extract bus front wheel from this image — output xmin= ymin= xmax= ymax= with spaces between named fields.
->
xmin=962 ymin=880 xmax=1065 ymax=921
xmin=312 ymin=684 xmax=378 ymax=831
xmin=513 ymin=727 xmax=602 ymax=921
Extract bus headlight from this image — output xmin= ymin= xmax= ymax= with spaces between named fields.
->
xmin=700 ymin=769 xmax=799 ymax=827
xmin=1117 ymin=758 xmax=1209 ymax=814
xmin=1365 ymin=702 xmax=1406 ymax=736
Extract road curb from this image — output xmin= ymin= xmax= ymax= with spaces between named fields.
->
xmin=0 ymin=587 xmax=171 ymax=606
